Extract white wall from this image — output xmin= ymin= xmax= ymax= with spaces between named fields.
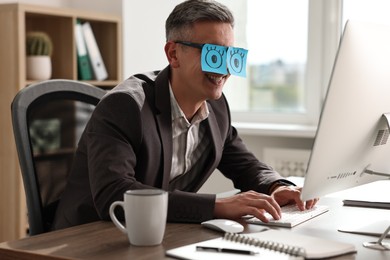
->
xmin=122 ymin=0 xmax=182 ymax=78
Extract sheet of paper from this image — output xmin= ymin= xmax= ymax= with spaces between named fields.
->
xmin=338 ymin=220 xmax=390 ymax=237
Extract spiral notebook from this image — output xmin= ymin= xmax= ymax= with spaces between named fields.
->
xmin=166 ymin=230 xmax=356 ymax=260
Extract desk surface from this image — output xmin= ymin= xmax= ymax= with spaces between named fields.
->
xmin=0 ymin=197 xmax=389 ymax=260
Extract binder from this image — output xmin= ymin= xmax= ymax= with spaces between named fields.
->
xmin=75 ymin=20 xmax=93 ymax=80
xmin=166 ymin=229 xmax=356 ymax=260
xmin=82 ymin=21 xmax=108 ymax=81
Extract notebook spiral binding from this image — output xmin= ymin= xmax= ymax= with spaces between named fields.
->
xmin=224 ymin=232 xmax=306 ymax=257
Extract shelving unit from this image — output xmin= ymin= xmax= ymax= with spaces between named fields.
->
xmin=0 ymin=3 xmax=122 ymax=242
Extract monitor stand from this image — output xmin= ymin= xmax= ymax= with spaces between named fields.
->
xmin=363 ymin=225 xmax=390 ymax=250
xmin=361 ymin=113 xmax=390 ymax=250
xmin=362 ymin=113 xmax=390 ymax=178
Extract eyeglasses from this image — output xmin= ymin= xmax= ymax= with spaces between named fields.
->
xmin=174 ymin=41 xmax=248 ymax=77
xmin=175 ymin=41 xmax=204 ymax=50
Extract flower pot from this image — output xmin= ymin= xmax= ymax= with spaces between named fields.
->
xmin=26 ymin=55 xmax=52 ymax=80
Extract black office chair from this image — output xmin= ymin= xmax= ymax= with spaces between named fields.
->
xmin=11 ymin=79 xmax=106 ymax=235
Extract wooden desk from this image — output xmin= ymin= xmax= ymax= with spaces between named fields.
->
xmin=0 ymin=197 xmax=389 ymax=259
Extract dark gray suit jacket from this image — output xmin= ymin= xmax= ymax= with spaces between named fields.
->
xmin=52 ymin=66 xmax=285 ymax=230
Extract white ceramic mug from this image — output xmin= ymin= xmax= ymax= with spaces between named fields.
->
xmin=109 ymin=189 xmax=168 ymax=246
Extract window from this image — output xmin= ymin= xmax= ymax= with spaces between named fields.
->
xmin=220 ymin=0 xmax=341 ymax=126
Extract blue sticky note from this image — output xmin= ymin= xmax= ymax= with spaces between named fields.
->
xmin=201 ymin=44 xmax=228 ymax=75
xmin=227 ymin=47 xmax=248 ymax=77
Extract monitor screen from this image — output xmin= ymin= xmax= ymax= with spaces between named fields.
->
xmin=301 ymin=20 xmax=390 ymax=201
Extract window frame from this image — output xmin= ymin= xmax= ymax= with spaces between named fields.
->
xmin=229 ymin=0 xmax=343 ymax=127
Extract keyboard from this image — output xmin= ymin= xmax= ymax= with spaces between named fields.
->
xmin=246 ymin=204 xmax=329 ymax=228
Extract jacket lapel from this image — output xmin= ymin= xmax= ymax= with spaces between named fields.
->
xmin=207 ymin=103 xmax=223 ymax=162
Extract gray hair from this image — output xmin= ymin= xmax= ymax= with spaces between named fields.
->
xmin=165 ymin=0 xmax=234 ymax=41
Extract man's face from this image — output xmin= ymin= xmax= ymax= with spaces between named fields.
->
xmin=174 ymin=21 xmax=234 ymax=102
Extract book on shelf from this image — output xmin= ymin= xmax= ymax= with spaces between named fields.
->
xmin=75 ymin=19 xmax=93 ymax=80
xmin=81 ymin=21 xmax=108 ymax=81
xmin=166 ymin=229 xmax=356 ymax=260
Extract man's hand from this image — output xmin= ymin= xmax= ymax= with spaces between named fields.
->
xmin=213 ymin=187 xmax=319 ymax=222
xmin=271 ymin=185 xmax=319 ymax=211
xmin=214 ymin=191 xmax=281 ymax=223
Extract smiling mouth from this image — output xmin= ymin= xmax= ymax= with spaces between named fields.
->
xmin=206 ymin=73 xmax=227 ymax=85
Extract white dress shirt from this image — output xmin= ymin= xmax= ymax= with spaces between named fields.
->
xmin=169 ymin=85 xmax=209 ymax=181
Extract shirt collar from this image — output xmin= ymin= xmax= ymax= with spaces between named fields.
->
xmin=169 ymin=83 xmax=209 ymax=124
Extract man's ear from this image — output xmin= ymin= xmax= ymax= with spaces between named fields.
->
xmin=164 ymin=41 xmax=180 ymax=68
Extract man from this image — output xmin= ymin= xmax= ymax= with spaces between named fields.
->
xmin=53 ymin=0 xmax=317 ymax=230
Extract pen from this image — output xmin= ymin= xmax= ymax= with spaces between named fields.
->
xmin=196 ymin=246 xmax=258 ymax=255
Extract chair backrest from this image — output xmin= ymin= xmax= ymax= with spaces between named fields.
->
xmin=11 ymin=79 xmax=106 ymax=235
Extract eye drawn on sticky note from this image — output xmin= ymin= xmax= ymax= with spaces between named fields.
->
xmin=227 ymin=47 xmax=248 ymax=77
xmin=201 ymin=44 xmax=228 ymax=75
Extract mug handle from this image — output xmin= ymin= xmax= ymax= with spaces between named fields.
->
xmin=109 ymin=201 xmax=127 ymax=234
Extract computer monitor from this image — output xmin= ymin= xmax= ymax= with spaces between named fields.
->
xmin=301 ymin=20 xmax=390 ymax=201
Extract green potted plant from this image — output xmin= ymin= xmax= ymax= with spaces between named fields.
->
xmin=26 ymin=31 xmax=53 ymax=80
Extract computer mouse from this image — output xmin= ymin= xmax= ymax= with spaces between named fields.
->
xmin=201 ymin=219 xmax=244 ymax=233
